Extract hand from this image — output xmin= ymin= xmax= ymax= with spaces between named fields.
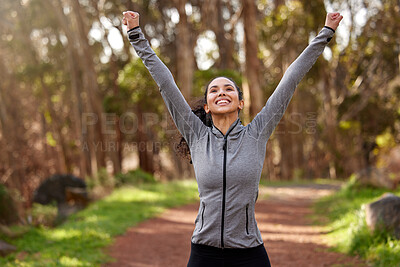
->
xmin=122 ymin=11 xmax=140 ymax=30
xmin=325 ymin=12 xmax=343 ymax=31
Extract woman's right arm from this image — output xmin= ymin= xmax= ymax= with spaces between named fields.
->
xmin=247 ymin=13 xmax=342 ymax=142
xmin=123 ymin=12 xmax=206 ymax=147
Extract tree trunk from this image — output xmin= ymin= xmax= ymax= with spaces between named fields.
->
xmin=214 ymin=0 xmax=235 ymax=69
xmin=243 ymin=0 xmax=263 ymax=118
xmin=70 ymin=0 xmax=107 ymax=172
xmin=175 ymin=0 xmax=195 ymax=98
xmin=65 ymin=44 xmax=90 ymax=177
xmin=39 ymin=77 xmax=69 ymax=173
xmin=136 ymin=104 xmax=155 ymax=174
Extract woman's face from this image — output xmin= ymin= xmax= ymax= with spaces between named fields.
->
xmin=204 ymin=77 xmax=244 ymax=116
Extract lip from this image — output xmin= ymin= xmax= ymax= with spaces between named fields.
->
xmin=215 ymin=98 xmax=231 ymax=105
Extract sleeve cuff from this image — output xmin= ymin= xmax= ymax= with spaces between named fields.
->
xmin=323 ymin=26 xmax=335 ymax=33
xmin=127 ymin=26 xmax=140 ymax=33
xmin=127 ymin=26 xmax=141 ymax=41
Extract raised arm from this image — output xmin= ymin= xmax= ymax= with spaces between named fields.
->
xmin=122 ymin=11 xmax=206 ymax=147
xmin=248 ymin=12 xmax=343 ymax=141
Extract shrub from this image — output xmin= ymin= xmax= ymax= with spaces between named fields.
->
xmin=315 ymin=179 xmax=400 ymax=267
xmin=0 ymin=184 xmax=19 ymax=225
xmin=30 ymin=203 xmax=58 ymax=227
xmin=115 ymin=169 xmax=156 ymax=186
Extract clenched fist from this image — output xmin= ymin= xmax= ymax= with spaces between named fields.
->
xmin=325 ymin=12 xmax=343 ymax=31
xmin=122 ymin=11 xmax=140 ymax=30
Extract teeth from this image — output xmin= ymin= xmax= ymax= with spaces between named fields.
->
xmin=217 ymin=100 xmax=229 ymax=104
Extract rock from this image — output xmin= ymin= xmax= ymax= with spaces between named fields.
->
xmin=0 ymin=240 xmax=16 ymax=257
xmin=33 ymin=174 xmax=89 ymax=225
xmin=354 ymin=167 xmax=396 ymax=190
xmin=65 ymin=187 xmax=89 ymax=207
xmin=365 ymin=193 xmax=400 ymax=239
xmin=33 ymin=174 xmax=88 ymax=205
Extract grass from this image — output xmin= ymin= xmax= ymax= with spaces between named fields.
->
xmin=0 ymin=179 xmax=199 ymax=267
xmin=314 ymin=179 xmax=400 ymax=267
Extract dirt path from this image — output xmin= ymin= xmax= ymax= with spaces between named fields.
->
xmin=104 ymin=184 xmax=367 ymax=267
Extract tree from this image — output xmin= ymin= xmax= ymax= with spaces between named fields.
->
xmin=243 ymin=0 xmax=264 ymax=118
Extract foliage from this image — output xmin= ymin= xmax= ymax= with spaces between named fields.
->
xmin=192 ymin=68 xmax=243 ymax=98
xmin=97 ymin=168 xmax=114 ymax=189
xmin=0 ymin=185 xmax=19 ymax=225
xmin=30 ymin=203 xmax=58 ymax=227
xmin=1 ymin=0 xmax=400 ymax=223
xmin=114 ymin=168 xmax=157 ymax=186
xmin=0 ymin=180 xmax=199 ymax=267
xmin=113 ymin=58 xmax=162 ymax=113
xmin=315 ymin=179 xmax=400 ymax=266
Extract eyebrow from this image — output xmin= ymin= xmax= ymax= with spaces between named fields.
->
xmin=209 ymin=84 xmax=234 ymax=89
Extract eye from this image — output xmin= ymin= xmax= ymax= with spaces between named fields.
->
xmin=210 ymin=89 xmax=217 ymax=93
xmin=226 ymin=87 xmax=234 ymax=91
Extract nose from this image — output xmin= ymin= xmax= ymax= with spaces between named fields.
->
xmin=218 ymin=89 xmax=226 ymax=96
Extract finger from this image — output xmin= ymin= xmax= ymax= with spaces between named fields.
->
xmin=122 ymin=12 xmax=130 ymax=20
xmin=123 ymin=11 xmax=136 ymax=19
xmin=129 ymin=11 xmax=139 ymax=18
xmin=334 ymin=15 xmax=343 ymax=21
xmin=126 ymin=11 xmax=138 ymax=17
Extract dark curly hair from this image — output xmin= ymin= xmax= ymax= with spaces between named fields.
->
xmin=176 ymin=77 xmax=243 ymax=163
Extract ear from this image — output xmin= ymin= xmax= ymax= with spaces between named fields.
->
xmin=204 ymin=103 xmax=210 ymax=113
xmin=238 ymin=100 xmax=244 ymax=110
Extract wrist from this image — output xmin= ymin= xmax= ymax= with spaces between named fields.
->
xmin=127 ymin=26 xmax=140 ymax=33
xmin=324 ymin=25 xmax=335 ymax=33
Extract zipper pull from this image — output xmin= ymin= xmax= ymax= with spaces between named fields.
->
xmin=223 ymin=139 xmax=227 ymax=151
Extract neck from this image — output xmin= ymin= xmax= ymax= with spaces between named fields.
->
xmin=211 ymin=112 xmax=239 ymax=135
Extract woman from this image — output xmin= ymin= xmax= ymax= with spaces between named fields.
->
xmin=122 ymin=11 xmax=342 ymax=267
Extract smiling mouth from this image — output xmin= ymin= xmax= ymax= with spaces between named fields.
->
xmin=215 ymin=99 xmax=231 ymax=105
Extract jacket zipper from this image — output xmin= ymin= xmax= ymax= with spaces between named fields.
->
xmin=216 ymin=119 xmax=239 ymax=249
xmin=246 ymin=204 xmax=249 ymax=235
xmin=221 ymin=136 xmax=228 ymax=248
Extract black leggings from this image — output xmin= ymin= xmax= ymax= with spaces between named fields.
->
xmin=187 ymin=242 xmax=271 ymax=267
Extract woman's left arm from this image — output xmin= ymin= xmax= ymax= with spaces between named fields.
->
xmin=248 ymin=13 xmax=343 ymax=141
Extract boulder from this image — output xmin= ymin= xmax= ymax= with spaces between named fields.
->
xmin=33 ymin=174 xmax=89 ymax=224
xmin=365 ymin=193 xmax=400 ymax=239
xmin=65 ymin=187 xmax=89 ymax=207
xmin=0 ymin=240 xmax=16 ymax=257
xmin=33 ymin=174 xmax=88 ymax=205
xmin=354 ymin=167 xmax=396 ymax=190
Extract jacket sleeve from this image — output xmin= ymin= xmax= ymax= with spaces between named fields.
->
xmin=127 ymin=27 xmax=206 ymax=147
xmin=247 ymin=27 xmax=335 ymax=141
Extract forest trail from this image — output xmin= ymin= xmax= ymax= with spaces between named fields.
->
xmin=104 ymin=184 xmax=367 ymax=267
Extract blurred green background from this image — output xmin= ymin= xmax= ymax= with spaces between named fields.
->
xmin=0 ymin=0 xmax=399 ymax=266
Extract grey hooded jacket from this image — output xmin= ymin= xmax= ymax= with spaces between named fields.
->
xmin=128 ymin=26 xmax=335 ymax=249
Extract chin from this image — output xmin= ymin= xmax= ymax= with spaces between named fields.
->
xmin=213 ymin=108 xmax=237 ymax=115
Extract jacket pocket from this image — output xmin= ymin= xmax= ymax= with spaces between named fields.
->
xmin=199 ymin=202 xmax=205 ymax=232
xmin=245 ymin=204 xmax=249 ymax=235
